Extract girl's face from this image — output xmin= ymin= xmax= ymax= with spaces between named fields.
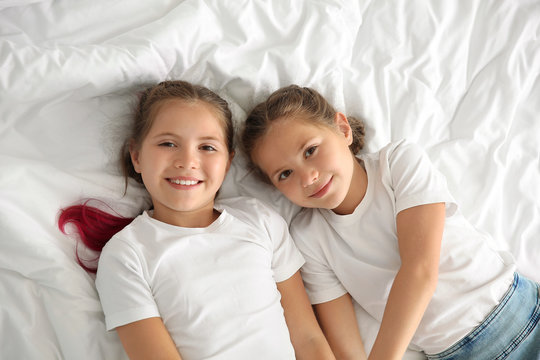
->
xmin=130 ymin=99 xmax=232 ymax=227
xmin=253 ymin=114 xmax=362 ymax=214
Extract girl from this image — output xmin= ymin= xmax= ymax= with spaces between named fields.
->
xmin=241 ymin=85 xmax=540 ymax=360
xmin=59 ymin=81 xmax=335 ymax=360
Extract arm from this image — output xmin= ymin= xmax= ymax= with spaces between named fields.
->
xmin=314 ymin=293 xmax=367 ymax=360
xmin=368 ymin=203 xmax=445 ymax=360
xmin=277 ymin=271 xmax=336 ymax=360
xmin=116 ymin=317 xmax=182 ymax=360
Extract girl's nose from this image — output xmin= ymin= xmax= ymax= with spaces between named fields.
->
xmin=301 ymin=167 xmax=319 ymax=187
xmin=174 ymin=149 xmax=199 ymax=169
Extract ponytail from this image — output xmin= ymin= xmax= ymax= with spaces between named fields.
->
xmin=58 ymin=201 xmax=134 ymax=273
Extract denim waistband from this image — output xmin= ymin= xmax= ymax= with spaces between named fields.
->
xmin=427 ymin=273 xmax=540 ymax=360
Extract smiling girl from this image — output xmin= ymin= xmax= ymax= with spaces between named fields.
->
xmin=241 ymin=84 xmax=540 ymax=360
xmin=59 ymin=81 xmax=334 ymax=360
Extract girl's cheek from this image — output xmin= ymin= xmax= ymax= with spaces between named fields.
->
xmin=282 ymin=183 xmax=296 ymax=196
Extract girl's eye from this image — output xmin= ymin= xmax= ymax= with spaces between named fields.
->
xmin=278 ymin=170 xmax=292 ymax=181
xmin=159 ymin=142 xmax=175 ymax=148
xmin=201 ymin=145 xmax=217 ymax=151
xmin=304 ymin=146 xmax=317 ymax=158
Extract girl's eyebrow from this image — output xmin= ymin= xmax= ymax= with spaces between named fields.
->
xmin=152 ymin=132 xmax=223 ymax=142
xmin=198 ymin=135 xmax=223 ymax=142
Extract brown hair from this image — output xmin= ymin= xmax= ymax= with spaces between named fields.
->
xmin=241 ymin=84 xmax=365 ymax=182
xmin=121 ymin=80 xmax=233 ymax=189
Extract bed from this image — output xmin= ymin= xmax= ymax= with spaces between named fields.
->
xmin=1 ymin=0 xmax=538 ymax=358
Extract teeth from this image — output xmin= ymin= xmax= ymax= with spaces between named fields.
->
xmin=170 ymin=179 xmax=198 ymax=185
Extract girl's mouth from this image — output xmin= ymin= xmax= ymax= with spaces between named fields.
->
xmin=167 ymin=177 xmax=202 ymax=186
xmin=310 ymin=177 xmax=332 ymax=198
xmin=169 ymin=179 xmax=198 ymax=185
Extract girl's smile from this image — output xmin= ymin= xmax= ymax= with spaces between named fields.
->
xmin=309 ymin=177 xmax=333 ymax=198
xmin=167 ymin=176 xmax=202 ymax=187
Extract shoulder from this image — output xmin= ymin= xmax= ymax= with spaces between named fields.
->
xmin=376 ymin=140 xmax=458 ymax=214
xmin=375 ymin=139 xmax=438 ymax=179
xmin=100 ymin=214 xmax=148 ymax=257
xmin=217 ymin=196 xmax=286 ymax=229
xmin=357 ymin=139 xmax=425 ymax=173
xmin=378 ymin=139 xmax=426 ymax=164
xmin=217 ymin=196 xmax=279 ymax=218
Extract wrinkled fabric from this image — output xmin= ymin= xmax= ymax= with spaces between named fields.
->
xmin=1 ymin=0 xmax=539 ymax=359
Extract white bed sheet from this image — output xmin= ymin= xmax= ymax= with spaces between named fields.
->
xmin=1 ymin=0 xmax=539 ymax=359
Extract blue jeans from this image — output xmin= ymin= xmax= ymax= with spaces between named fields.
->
xmin=426 ymin=273 xmax=540 ymax=360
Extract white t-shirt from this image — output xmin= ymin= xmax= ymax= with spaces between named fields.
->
xmin=290 ymin=140 xmax=516 ymax=354
xmin=95 ymin=196 xmax=305 ymax=360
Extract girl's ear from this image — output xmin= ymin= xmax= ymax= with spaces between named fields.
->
xmin=129 ymin=141 xmax=142 ymax=174
xmin=334 ymin=112 xmax=353 ymax=146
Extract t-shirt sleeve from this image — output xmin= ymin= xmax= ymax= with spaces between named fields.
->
xmin=261 ymin=203 xmax=305 ymax=283
xmin=385 ymin=140 xmax=457 ymax=216
xmin=95 ymin=238 xmax=160 ymax=331
xmin=290 ymin=214 xmax=347 ymax=305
